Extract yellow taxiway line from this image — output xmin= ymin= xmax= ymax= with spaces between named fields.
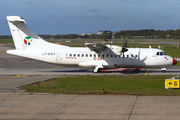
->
xmin=144 ymin=68 xmax=151 ymax=75
xmin=0 ymin=66 xmax=63 ymax=81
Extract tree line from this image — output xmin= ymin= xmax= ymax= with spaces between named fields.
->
xmin=113 ymin=29 xmax=180 ymax=39
xmin=1 ymin=29 xmax=180 ymax=39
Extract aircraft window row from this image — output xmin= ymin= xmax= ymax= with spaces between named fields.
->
xmin=68 ymin=54 xmax=122 ymax=58
xmin=156 ymin=52 xmax=167 ymax=56
xmin=67 ymin=54 xmax=138 ymax=58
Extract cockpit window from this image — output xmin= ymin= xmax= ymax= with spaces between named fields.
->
xmin=163 ymin=52 xmax=167 ymax=55
xmin=156 ymin=51 xmax=167 ymax=56
xmin=160 ymin=52 xmax=163 ymax=55
xmin=156 ymin=52 xmax=159 ymax=55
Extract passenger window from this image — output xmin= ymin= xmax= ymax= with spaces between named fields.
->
xmin=78 ymin=54 xmax=80 ymax=57
xmin=70 ymin=54 xmax=72 ymax=57
xmin=90 ymin=54 xmax=92 ymax=57
xmin=114 ymin=55 xmax=117 ymax=57
xmin=82 ymin=54 xmax=84 ymax=57
xmin=74 ymin=54 xmax=76 ymax=57
xmin=156 ymin=52 xmax=159 ymax=56
xmin=135 ymin=55 xmax=137 ymax=58
xmin=94 ymin=54 xmax=96 ymax=57
xmin=127 ymin=55 xmax=129 ymax=58
xmin=102 ymin=54 xmax=104 ymax=58
xmin=106 ymin=54 xmax=108 ymax=57
xmin=118 ymin=55 xmax=120 ymax=57
xmin=86 ymin=54 xmax=88 ymax=57
xmin=98 ymin=54 xmax=100 ymax=57
xmin=111 ymin=55 xmax=113 ymax=57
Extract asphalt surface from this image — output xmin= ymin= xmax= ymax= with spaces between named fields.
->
xmin=1 ymin=44 xmax=180 ymax=120
xmin=1 ymin=95 xmax=180 ymax=120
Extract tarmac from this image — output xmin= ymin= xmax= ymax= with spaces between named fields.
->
xmin=1 ymin=44 xmax=180 ymax=120
xmin=1 ymin=95 xmax=180 ymax=120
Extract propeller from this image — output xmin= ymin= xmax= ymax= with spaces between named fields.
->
xmin=121 ymin=37 xmax=128 ymax=58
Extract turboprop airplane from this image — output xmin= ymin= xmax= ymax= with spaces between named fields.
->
xmin=6 ymin=16 xmax=177 ymax=73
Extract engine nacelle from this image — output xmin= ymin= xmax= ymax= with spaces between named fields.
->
xmin=104 ymin=45 xmax=122 ymax=55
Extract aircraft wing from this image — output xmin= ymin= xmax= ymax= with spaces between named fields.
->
xmin=85 ymin=43 xmax=107 ymax=53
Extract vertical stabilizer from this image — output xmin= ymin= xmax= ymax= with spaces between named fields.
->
xmin=7 ymin=16 xmax=61 ymax=49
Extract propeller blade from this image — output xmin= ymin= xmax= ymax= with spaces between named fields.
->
xmin=121 ymin=37 xmax=128 ymax=58
xmin=125 ymin=37 xmax=127 ymax=47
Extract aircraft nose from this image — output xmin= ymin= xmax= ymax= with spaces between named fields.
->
xmin=173 ymin=58 xmax=177 ymax=66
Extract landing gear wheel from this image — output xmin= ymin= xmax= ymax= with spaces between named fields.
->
xmin=93 ymin=68 xmax=98 ymax=73
xmin=161 ymin=68 xmax=166 ymax=73
xmin=93 ymin=68 xmax=102 ymax=73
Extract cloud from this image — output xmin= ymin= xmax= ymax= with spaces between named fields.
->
xmin=151 ymin=14 xmax=157 ymax=16
xmin=23 ymin=1 xmax=32 ymax=5
xmin=64 ymin=14 xmax=110 ymax=21
xmin=157 ymin=14 xmax=174 ymax=20
xmin=89 ymin=9 xmax=99 ymax=12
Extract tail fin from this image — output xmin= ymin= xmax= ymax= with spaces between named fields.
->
xmin=7 ymin=16 xmax=60 ymax=49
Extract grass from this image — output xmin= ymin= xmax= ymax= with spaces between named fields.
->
xmin=20 ymin=75 xmax=180 ymax=96
xmin=0 ymin=39 xmax=13 ymax=44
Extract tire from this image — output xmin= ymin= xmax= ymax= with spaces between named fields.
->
xmin=93 ymin=68 xmax=98 ymax=73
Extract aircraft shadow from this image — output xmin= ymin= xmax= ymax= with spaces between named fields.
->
xmin=149 ymin=70 xmax=180 ymax=73
xmin=99 ymin=70 xmax=141 ymax=74
xmin=43 ymin=68 xmax=141 ymax=74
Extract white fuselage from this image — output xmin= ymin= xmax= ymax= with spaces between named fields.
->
xmin=6 ymin=16 xmax=176 ymax=72
xmin=7 ymin=46 xmax=174 ymax=69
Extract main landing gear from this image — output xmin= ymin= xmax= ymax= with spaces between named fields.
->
xmin=161 ymin=68 xmax=166 ymax=73
xmin=93 ymin=67 xmax=102 ymax=73
xmin=93 ymin=64 xmax=103 ymax=73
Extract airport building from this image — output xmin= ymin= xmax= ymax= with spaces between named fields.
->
xmin=98 ymin=30 xmax=111 ymax=35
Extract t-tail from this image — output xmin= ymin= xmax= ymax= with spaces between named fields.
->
xmin=7 ymin=16 xmax=63 ymax=49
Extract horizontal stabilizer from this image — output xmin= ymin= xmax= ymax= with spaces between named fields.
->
xmin=7 ymin=16 xmax=25 ymax=24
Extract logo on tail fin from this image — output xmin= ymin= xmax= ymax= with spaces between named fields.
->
xmin=24 ymin=36 xmax=33 ymax=45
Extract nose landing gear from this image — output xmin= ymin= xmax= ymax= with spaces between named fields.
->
xmin=161 ymin=68 xmax=166 ymax=73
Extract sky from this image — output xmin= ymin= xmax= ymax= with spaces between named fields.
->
xmin=1 ymin=0 xmax=180 ymax=35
